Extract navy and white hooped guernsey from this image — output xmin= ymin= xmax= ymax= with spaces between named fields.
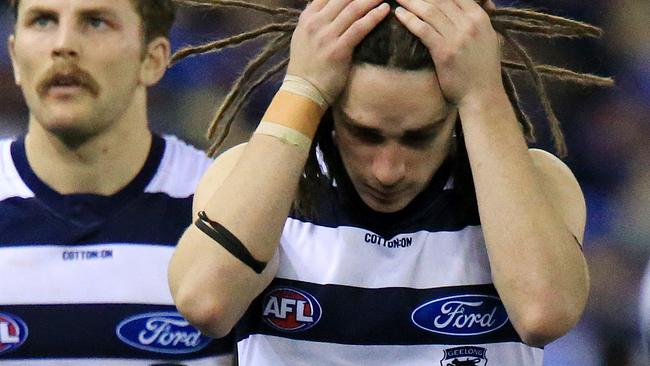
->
xmin=0 ymin=135 xmax=233 ymax=365
xmin=235 ymin=162 xmax=544 ymax=365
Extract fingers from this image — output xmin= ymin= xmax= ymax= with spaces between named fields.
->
xmin=482 ymin=0 xmax=497 ymax=13
xmin=395 ymin=0 xmax=454 ymax=37
xmin=395 ymin=0 xmax=493 ymax=41
xmin=452 ymin=0 xmax=482 ymax=11
xmin=338 ymin=3 xmax=391 ymax=47
xmin=319 ymin=0 xmax=359 ymax=22
xmin=330 ymin=0 xmax=386 ymax=37
xmin=393 ymin=6 xmax=442 ymax=47
xmin=434 ymin=0 xmax=465 ymax=24
xmin=452 ymin=0 xmax=492 ymax=19
xmin=307 ymin=0 xmax=330 ymax=13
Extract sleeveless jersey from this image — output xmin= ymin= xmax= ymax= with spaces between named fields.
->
xmin=0 ymin=135 xmax=233 ymax=365
xmin=235 ymin=162 xmax=543 ymax=365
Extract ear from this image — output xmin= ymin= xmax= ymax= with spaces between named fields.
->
xmin=139 ymin=36 xmax=170 ymax=87
xmin=8 ymin=35 xmax=21 ymax=86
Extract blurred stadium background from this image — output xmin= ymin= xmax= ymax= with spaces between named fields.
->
xmin=1 ymin=1 xmax=648 ymax=364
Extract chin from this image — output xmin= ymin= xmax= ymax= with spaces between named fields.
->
xmin=40 ymin=118 xmax=101 ymax=145
xmin=362 ymin=196 xmax=411 ymax=213
xmin=35 ymin=105 xmax=100 ymax=134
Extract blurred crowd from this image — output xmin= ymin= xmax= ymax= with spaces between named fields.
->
xmin=1 ymin=1 xmax=648 ymax=365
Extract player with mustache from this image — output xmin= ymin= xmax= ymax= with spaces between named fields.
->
xmin=0 ymin=0 xmax=232 ymax=364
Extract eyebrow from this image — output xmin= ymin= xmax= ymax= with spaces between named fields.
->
xmin=338 ymin=109 xmax=448 ymax=136
xmin=78 ymin=7 xmax=120 ymax=20
xmin=22 ymin=5 xmax=120 ymax=21
xmin=22 ymin=6 xmax=56 ymax=19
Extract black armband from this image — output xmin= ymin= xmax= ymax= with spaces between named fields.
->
xmin=194 ymin=211 xmax=267 ymax=274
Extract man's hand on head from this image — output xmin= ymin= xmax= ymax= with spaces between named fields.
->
xmin=393 ymin=0 xmax=504 ymax=107
xmin=287 ymin=0 xmax=390 ymax=105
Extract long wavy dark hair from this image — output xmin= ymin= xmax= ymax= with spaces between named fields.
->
xmin=170 ymin=0 xmax=613 ymax=217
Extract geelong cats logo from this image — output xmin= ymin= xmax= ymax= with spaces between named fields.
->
xmin=441 ymin=346 xmax=488 ymax=366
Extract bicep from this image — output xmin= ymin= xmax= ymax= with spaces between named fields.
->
xmin=193 ymin=143 xmax=248 ymax=218
xmin=529 ymin=148 xmax=586 ymax=245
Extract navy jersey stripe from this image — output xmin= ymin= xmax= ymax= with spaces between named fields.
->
xmin=0 ymin=304 xmax=232 ymax=359
xmin=236 ymin=278 xmax=533 ymax=348
xmin=288 ymin=162 xmax=480 ymax=238
xmin=289 ymin=190 xmax=480 ymax=237
xmin=0 ymin=193 xmax=191 ymax=246
xmin=9 ymin=136 xmax=166 ymax=218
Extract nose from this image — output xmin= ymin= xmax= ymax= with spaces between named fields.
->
xmin=372 ymin=143 xmax=406 ymax=187
xmin=52 ymin=20 xmax=80 ymax=59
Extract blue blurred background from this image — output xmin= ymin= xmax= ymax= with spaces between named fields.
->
xmin=1 ymin=1 xmax=648 ymax=364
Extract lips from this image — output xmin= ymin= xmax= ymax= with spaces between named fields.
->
xmin=42 ymin=74 xmax=87 ymax=96
xmin=364 ymin=186 xmax=405 ymax=202
xmin=39 ymin=73 xmax=92 ymax=97
xmin=49 ymin=74 xmax=84 ymax=88
xmin=360 ymin=186 xmax=412 ymax=213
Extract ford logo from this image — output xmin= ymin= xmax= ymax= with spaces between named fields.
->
xmin=116 ymin=312 xmax=211 ymax=354
xmin=411 ymin=294 xmax=509 ymax=336
xmin=0 ymin=313 xmax=28 ymax=354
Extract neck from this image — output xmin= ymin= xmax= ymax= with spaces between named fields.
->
xmin=24 ymin=91 xmax=153 ymax=196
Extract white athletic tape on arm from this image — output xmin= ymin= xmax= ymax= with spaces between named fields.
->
xmin=255 ymin=121 xmax=313 ymax=151
xmin=280 ymin=75 xmax=332 ymax=109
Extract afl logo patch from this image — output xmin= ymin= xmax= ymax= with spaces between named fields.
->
xmin=262 ymin=287 xmax=322 ymax=332
xmin=411 ymin=294 xmax=509 ymax=336
xmin=0 ymin=313 xmax=28 ymax=354
xmin=116 ymin=312 xmax=211 ymax=354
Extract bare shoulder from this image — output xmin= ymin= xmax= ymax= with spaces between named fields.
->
xmin=193 ymin=143 xmax=248 ymax=216
xmin=528 ymin=148 xmax=586 ymax=243
xmin=529 ymin=149 xmax=575 ymax=180
xmin=528 ymin=149 xmax=582 ymax=198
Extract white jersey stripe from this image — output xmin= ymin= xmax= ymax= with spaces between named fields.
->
xmin=278 ymin=218 xmax=491 ymax=289
xmin=145 ymin=135 xmax=213 ymax=198
xmin=0 ymin=355 xmax=233 ymax=366
xmin=238 ymin=335 xmax=543 ymax=366
xmin=0 ymin=244 xmax=175 ymax=305
xmin=0 ymin=140 xmax=33 ymax=202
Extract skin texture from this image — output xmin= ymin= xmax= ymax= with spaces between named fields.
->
xmin=395 ymin=0 xmax=502 ymax=106
xmin=287 ymin=0 xmax=391 ymax=102
xmin=169 ymin=0 xmax=589 ymax=348
xmin=8 ymin=0 xmax=169 ymax=195
xmin=333 ymin=65 xmax=456 ymax=213
xmin=394 ymin=0 xmax=588 ymax=345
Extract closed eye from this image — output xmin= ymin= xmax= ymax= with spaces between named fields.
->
xmin=401 ymin=131 xmax=438 ymax=148
xmin=347 ymin=125 xmax=385 ymax=145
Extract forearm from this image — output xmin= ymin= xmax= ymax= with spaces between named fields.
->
xmin=169 ymin=93 xmax=320 ymax=338
xmin=169 ymin=0 xmax=391 ymax=337
xmin=202 ymin=133 xmax=310 ymax=260
xmin=459 ymin=90 xmax=589 ymax=346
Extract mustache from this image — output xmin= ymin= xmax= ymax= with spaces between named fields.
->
xmin=36 ymin=62 xmax=100 ymax=97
